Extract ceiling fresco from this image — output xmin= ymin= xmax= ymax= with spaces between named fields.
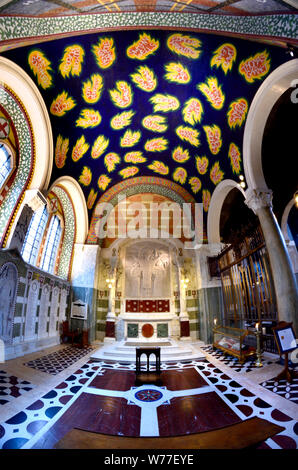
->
xmin=1 ymin=29 xmax=290 ymax=220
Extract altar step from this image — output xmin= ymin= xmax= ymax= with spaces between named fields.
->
xmin=90 ymin=340 xmax=205 ymax=363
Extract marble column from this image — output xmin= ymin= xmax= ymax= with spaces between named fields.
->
xmin=71 ymin=244 xmax=101 ymax=342
xmin=104 ymin=263 xmax=117 ymax=343
xmin=245 ymin=189 xmax=298 ymax=334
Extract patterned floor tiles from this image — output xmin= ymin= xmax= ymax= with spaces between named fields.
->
xmin=201 ymin=346 xmax=277 ymax=373
xmin=0 ymin=358 xmax=296 ymax=449
xmin=0 ymin=361 xmax=102 ymax=449
xmin=0 ymin=371 xmax=35 ymax=406
xmin=23 ymin=346 xmax=94 ymax=375
xmin=262 ymin=378 xmax=298 ymax=405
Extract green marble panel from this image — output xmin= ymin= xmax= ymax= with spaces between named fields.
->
xmin=127 ymin=323 xmax=138 ymax=338
xmin=157 ymin=323 xmax=168 ymax=338
xmin=13 ymin=323 xmax=21 ymax=338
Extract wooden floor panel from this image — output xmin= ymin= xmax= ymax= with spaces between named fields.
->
xmin=55 ymin=418 xmax=285 ymax=449
xmin=89 ymin=369 xmax=136 ymax=391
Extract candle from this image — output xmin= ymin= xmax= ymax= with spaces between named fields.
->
xmin=262 ymin=327 xmax=266 ymax=335
xmin=255 ymin=322 xmax=259 ymax=331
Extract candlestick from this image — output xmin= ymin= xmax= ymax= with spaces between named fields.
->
xmin=255 ymin=328 xmax=263 ymax=367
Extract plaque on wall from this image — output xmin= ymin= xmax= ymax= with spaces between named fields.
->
xmin=71 ymin=300 xmax=87 ymax=320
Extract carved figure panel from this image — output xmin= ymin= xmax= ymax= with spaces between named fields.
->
xmin=124 ymin=241 xmax=170 ymax=298
xmin=0 ymin=263 xmax=18 ymax=343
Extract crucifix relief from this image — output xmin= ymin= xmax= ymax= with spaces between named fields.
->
xmin=125 ymin=242 xmax=170 ymax=298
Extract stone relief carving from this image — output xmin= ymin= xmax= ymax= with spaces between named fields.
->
xmin=125 ymin=242 xmax=170 ymax=298
xmin=0 ymin=263 xmax=18 ymax=343
xmin=24 ymin=279 xmax=39 ymax=341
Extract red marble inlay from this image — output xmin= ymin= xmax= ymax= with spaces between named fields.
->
xmin=236 ymin=405 xmax=253 ymax=417
xmin=271 ymin=435 xmax=296 ymax=449
xmin=105 ymin=321 xmax=115 ymax=338
xmin=142 ymin=323 xmax=154 ymax=338
xmin=89 ymin=369 xmax=136 ymax=392
xmin=161 ymin=368 xmax=208 ymax=391
xmin=180 ymin=320 xmax=190 ymax=337
xmin=271 ymin=409 xmax=292 ymax=422
xmin=157 ymin=391 xmax=241 ymax=437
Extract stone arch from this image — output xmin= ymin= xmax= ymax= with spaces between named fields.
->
xmin=50 ymin=176 xmax=88 ymax=244
xmin=207 ymin=179 xmax=246 ymax=244
xmin=243 ymin=59 xmax=298 ymax=191
xmin=48 ymin=179 xmax=78 ymax=279
xmin=0 ymin=56 xmax=52 ymax=245
xmin=281 ymin=198 xmax=296 ymax=244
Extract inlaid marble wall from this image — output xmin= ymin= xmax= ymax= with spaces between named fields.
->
xmin=0 ymin=249 xmax=70 ymax=360
xmin=70 ymin=244 xmax=101 ymax=342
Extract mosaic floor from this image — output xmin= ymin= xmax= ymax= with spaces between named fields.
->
xmin=0 ymin=349 xmax=297 ymax=450
xmin=262 ymin=378 xmax=298 ymax=406
xmin=23 ymin=346 xmax=94 ymax=375
xmin=0 ymin=371 xmax=35 ymax=406
xmin=201 ymin=346 xmax=277 ymax=373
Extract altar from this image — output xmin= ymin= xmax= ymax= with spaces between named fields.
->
xmin=103 ymin=239 xmax=192 ymax=347
xmin=116 ymin=298 xmax=180 ymax=343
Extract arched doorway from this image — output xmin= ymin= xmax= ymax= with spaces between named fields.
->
xmin=243 ymin=59 xmax=298 ymax=334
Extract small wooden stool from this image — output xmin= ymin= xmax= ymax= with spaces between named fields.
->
xmin=136 ymin=347 xmax=161 ymax=375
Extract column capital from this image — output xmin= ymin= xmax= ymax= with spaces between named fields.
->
xmin=23 ymin=189 xmax=47 ymax=212
xmin=245 ymin=188 xmax=273 ymax=214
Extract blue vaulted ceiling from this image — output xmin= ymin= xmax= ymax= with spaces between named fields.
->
xmin=1 ymin=29 xmax=289 ymax=217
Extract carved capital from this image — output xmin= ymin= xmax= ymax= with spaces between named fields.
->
xmin=245 ymin=188 xmax=273 ymax=214
xmin=24 ymin=189 xmax=47 ymax=212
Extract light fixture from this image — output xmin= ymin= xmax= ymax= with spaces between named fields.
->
xmin=294 ymin=191 xmax=298 ymax=208
xmin=240 ymin=181 xmax=246 ymax=188
xmin=239 ymin=175 xmax=244 ymax=181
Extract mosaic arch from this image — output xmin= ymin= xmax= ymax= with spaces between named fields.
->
xmin=0 ymin=12 xmax=296 ymax=47
xmin=1 ymin=29 xmax=290 ymax=231
xmin=48 ymin=184 xmax=76 ymax=280
xmin=0 ymin=84 xmax=34 ymax=246
xmin=0 ymin=56 xmax=53 ymax=247
xmin=87 ymin=176 xmax=196 ymax=244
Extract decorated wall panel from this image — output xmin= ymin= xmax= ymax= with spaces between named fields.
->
xmin=0 ymin=249 xmax=70 ymax=359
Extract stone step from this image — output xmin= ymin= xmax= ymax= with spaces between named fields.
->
xmin=90 ymin=339 xmax=205 ymax=363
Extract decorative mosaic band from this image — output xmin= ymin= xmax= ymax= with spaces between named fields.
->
xmin=0 ymin=85 xmax=34 ymax=245
xmin=0 ymin=13 xmax=297 ymax=45
xmin=50 ymin=185 xmax=76 ymax=280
